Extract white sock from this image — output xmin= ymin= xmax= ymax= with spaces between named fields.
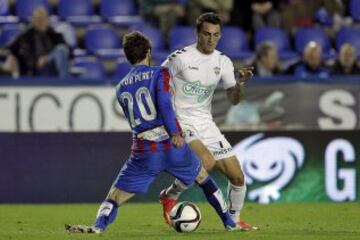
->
xmin=227 ymin=181 xmax=246 ymax=223
xmin=165 ymin=179 xmax=188 ymax=200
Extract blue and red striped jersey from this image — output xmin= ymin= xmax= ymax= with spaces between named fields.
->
xmin=116 ymin=65 xmax=181 ymax=140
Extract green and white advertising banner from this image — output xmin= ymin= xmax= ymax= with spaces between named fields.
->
xmin=0 ymin=131 xmax=358 ymax=203
xmin=180 ymin=131 xmax=359 ymax=204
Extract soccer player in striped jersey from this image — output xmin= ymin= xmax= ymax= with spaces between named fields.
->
xmin=65 ymin=31 xmax=240 ymax=234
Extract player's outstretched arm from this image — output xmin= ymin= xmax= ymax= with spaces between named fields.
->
xmin=156 ymin=67 xmax=183 ymax=144
xmin=226 ymin=67 xmax=254 ymax=105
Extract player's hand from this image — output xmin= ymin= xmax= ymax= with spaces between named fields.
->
xmin=171 ymin=134 xmax=184 ymax=148
xmin=238 ymin=67 xmax=254 ymax=85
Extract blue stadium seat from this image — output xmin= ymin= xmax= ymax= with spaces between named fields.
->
xmin=16 ymin=0 xmax=49 ymax=21
xmin=100 ymin=0 xmax=142 ymax=27
xmin=350 ymin=0 xmax=360 ymax=22
xmin=115 ymin=61 xmax=132 ymax=79
xmin=72 ymin=57 xmax=106 ymax=79
xmin=129 ymin=24 xmax=168 ymax=63
xmin=255 ymin=27 xmax=298 ymax=60
xmin=0 ymin=23 xmax=23 ymax=47
xmin=58 ymin=0 xmax=101 ymax=26
xmin=0 ymin=0 xmax=9 ymax=16
xmin=336 ymin=27 xmax=360 ymax=58
xmin=85 ymin=25 xmax=123 ymax=59
xmin=169 ymin=26 xmax=195 ymax=51
xmin=53 ymin=22 xmax=77 ymax=48
xmin=314 ymin=7 xmax=333 ymax=26
xmin=217 ymin=27 xmax=254 ymax=60
xmin=101 ymin=0 xmax=136 ymax=17
xmin=295 ymin=27 xmax=334 ymax=59
xmin=0 ymin=0 xmax=19 ymax=24
xmin=138 ymin=25 xmax=165 ymax=51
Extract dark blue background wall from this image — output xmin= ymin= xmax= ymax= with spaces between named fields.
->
xmin=0 ymin=133 xmax=176 ymax=203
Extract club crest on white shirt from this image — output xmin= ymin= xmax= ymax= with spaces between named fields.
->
xmin=213 ymin=66 xmax=220 ymax=75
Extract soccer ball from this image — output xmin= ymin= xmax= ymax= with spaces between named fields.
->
xmin=169 ymin=201 xmax=201 ymax=233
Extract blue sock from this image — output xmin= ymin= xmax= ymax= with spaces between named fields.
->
xmin=94 ymin=199 xmax=119 ymax=230
xmin=199 ymin=177 xmax=236 ymax=228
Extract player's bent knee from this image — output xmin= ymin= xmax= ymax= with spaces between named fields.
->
xmin=217 ymin=156 xmax=245 ymax=186
xmin=229 ymin=174 xmax=245 ymax=186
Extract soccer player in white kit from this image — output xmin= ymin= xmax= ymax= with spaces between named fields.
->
xmin=159 ymin=12 xmax=258 ymax=231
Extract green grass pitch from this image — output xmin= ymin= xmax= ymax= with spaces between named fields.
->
xmin=0 ymin=203 xmax=359 ymax=240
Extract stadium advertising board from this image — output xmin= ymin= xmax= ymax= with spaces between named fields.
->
xmin=181 ymin=131 xmax=359 ymax=204
xmin=222 ymin=131 xmax=359 ymax=204
xmin=1 ymin=81 xmax=360 ymax=132
xmin=0 ymin=87 xmax=130 ymax=132
xmin=0 ymin=131 xmax=358 ymax=203
xmin=225 ymin=82 xmax=360 ymax=130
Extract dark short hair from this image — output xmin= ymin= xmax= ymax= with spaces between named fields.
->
xmin=256 ymin=42 xmax=276 ymax=59
xmin=123 ymin=31 xmax=151 ymax=65
xmin=196 ymin=12 xmax=223 ymax=33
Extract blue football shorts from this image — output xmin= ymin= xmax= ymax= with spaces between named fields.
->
xmin=114 ymin=144 xmax=202 ymax=193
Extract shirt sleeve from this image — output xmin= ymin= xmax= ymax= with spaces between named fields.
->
xmin=161 ymin=52 xmax=184 ymax=78
xmin=221 ymin=56 xmax=237 ymax=89
xmin=156 ymin=67 xmax=182 ymax=136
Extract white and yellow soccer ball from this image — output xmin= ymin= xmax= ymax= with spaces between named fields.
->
xmin=169 ymin=201 xmax=201 ymax=233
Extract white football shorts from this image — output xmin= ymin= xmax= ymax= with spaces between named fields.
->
xmin=180 ymin=120 xmax=235 ymax=161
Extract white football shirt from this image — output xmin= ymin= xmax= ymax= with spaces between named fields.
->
xmin=162 ymin=44 xmax=236 ymax=123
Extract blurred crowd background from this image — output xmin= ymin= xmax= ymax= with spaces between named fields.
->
xmin=0 ymin=0 xmax=359 ymax=131
xmin=0 ymin=0 xmax=359 ymax=80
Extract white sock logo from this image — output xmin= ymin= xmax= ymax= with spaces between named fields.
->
xmin=96 ymin=202 xmax=113 ymax=218
xmin=214 ymin=189 xmax=228 ymax=213
xmin=233 ymin=133 xmax=305 ymax=204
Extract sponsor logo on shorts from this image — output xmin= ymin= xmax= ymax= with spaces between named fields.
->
xmin=182 ymin=81 xmax=216 ymax=103
xmin=212 ymin=147 xmax=233 ymax=156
